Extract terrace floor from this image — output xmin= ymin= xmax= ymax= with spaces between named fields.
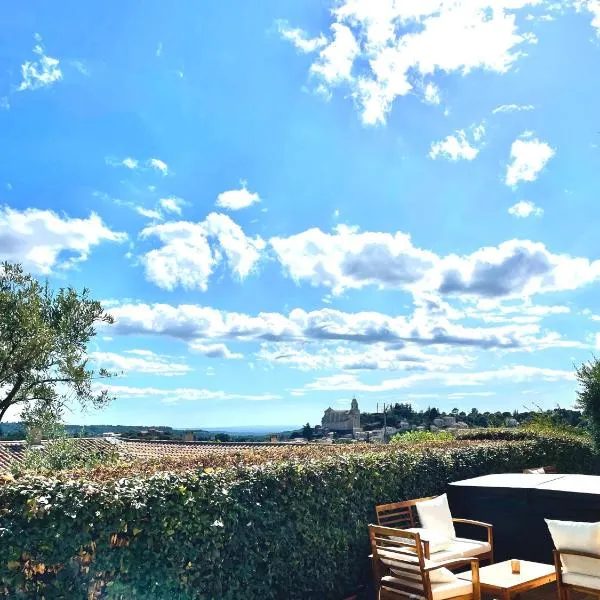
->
xmin=528 ymin=584 xmax=594 ymax=599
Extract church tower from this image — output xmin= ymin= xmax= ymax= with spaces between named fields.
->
xmin=350 ymin=397 xmax=358 ymax=412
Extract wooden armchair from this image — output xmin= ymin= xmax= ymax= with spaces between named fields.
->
xmin=375 ymin=497 xmax=494 ymax=563
xmin=553 ymin=549 xmax=600 ymax=599
xmin=369 ymin=525 xmax=481 ymax=600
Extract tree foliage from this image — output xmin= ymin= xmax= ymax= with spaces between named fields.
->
xmin=576 ymin=356 xmax=600 ymax=449
xmin=0 ymin=262 xmax=114 ymax=423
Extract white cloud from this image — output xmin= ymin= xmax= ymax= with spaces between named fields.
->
xmin=576 ymin=0 xmax=600 ymax=35
xmin=100 ymin=384 xmax=281 ymax=403
xmin=508 ymin=200 xmax=544 ymax=218
xmin=429 ymin=125 xmax=484 ymax=161
xmin=148 ymin=158 xmax=169 ymax=175
xmin=140 ymin=213 xmax=265 ymax=291
xmin=0 ymin=206 xmax=127 ymax=274
xmin=159 ymin=196 xmax=186 ymax=215
xmin=423 ymin=82 xmax=441 ymax=105
xmin=216 ymin=186 xmax=261 ymax=210
xmin=505 ymin=134 xmax=555 ymax=186
xmin=299 ymin=365 xmax=574 ymax=394
xmin=135 ymin=206 xmax=163 ymax=220
xmin=0 ymin=97 xmax=9 ymax=110
xmin=122 ymin=158 xmax=139 ymax=169
xmin=270 ymin=224 xmax=600 ymax=299
xmin=310 ymin=23 xmax=360 ymax=85
xmin=110 ymin=299 xmax=572 ymax=356
xmin=277 ymin=20 xmax=328 ymax=53
xmin=18 ymin=35 xmax=62 ymax=92
xmin=282 ymin=1 xmax=539 ymax=124
xmin=91 ymin=350 xmax=191 ymax=376
xmin=270 ymin=224 xmax=437 ymax=295
xmin=190 ymin=342 xmax=243 ymax=360
xmin=492 ymin=103 xmax=535 ymax=113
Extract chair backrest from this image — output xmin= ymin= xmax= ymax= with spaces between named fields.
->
xmin=375 ymin=496 xmax=436 ymax=529
xmin=523 ymin=465 xmax=557 ymax=474
xmin=369 ymin=525 xmax=430 ymax=599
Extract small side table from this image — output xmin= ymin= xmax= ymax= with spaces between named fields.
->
xmin=457 ymin=559 xmax=556 ymax=600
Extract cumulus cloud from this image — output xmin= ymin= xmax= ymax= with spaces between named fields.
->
xmin=216 ymin=186 xmax=261 ymax=210
xmin=270 ymin=224 xmax=437 ymax=295
xmin=0 ymin=206 xmax=126 ymax=273
xmin=423 ymin=82 xmax=441 ymax=105
xmin=190 ymin=342 xmax=243 ymax=360
xmin=159 ymin=196 xmax=186 ymax=215
xmin=270 ymin=225 xmax=600 ymax=299
xmin=429 ymin=122 xmax=485 ymax=161
xmin=505 ymin=134 xmax=555 ymax=186
xmin=281 ymin=1 xmax=539 ymax=124
xmin=18 ymin=35 xmax=62 ymax=92
xmin=508 ymin=200 xmax=544 ymax=218
xmin=148 ymin=158 xmax=169 ymax=175
xmin=110 ymin=300 xmax=571 ymax=355
xmin=277 ymin=20 xmax=328 ymax=53
xmin=139 ymin=212 xmax=265 ymax=291
xmin=576 ymin=0 xmax=600 ymax=35
xmin=438 ymin=240 xmax=600 ymax=298
xmin=91 ymin=350 xmax=191 ymax=376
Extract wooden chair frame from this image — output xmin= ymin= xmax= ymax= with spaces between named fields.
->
xmin=553 ymin=549 xmax=600 ymax=600
xmin=375 ymin=497 xmax=494 ymax=563
xmin=369 ymin=525 xmax=481 ymax=600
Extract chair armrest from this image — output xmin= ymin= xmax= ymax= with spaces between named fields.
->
xmin=452 ymin=518 xmax=493 ymax=546
xmin=452 ymin=518 xmax=493 ymax=529
xmin=555 ymin=548 xmax=600 ymax=561
xmin=425 ymin=558 xmax=480 ymax=600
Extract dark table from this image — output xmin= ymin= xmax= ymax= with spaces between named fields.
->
xmin=447 ymin=474 xmax=600 ymax=563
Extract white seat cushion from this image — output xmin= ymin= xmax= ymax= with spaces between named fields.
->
xmin=450 ymin=537 xmax=492 ymax=558
xmin=403 ymin=527 xmax=452 ymax=552
xmin=546 ymin=519 xmax=600 ymax=576
xmin=382 ymin=575 xmax=473 ymax=600
xmin=563 ymin=571 xmax=600 ymax=590
xmin=416 ymin=494 xmax=457 ymax=539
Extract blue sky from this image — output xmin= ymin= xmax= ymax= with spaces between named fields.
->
xmin=2 ymin=0 xmax=600 ymax=428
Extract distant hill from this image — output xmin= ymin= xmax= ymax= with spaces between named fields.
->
xmin=0 ymin=422 xmax=300 ymax=441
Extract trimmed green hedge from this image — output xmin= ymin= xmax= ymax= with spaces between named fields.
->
xmin=0 ymin=434 xmax=597 ymax=599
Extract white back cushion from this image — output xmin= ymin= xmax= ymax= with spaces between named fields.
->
xmin=416 ymin=494 xmax=456 ymax=539
xmin=546 ymin=519 xmax=600 ymax=576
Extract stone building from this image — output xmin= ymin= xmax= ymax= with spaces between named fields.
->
xmin=321 ymin=398 xmax=360 ymax=433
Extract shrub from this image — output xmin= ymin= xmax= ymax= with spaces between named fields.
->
xmin=576 ymin=357 xmax=600 ymax=449
xmin=390 ymin=430 xmax=454 ymax=444
xmin=0 ymin=433 xmax=596 ymax=599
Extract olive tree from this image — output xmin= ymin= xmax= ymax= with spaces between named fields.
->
xmin=0 ymin=262 xmax=114 ymax=423
xmin=575 ymin=356 xmax=600 ymax=449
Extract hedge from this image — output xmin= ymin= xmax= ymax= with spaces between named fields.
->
xmin=0 ymin=434 xmax=597 ymax=599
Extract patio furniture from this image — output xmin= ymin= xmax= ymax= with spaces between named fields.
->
xmin=448 ymin=474 xmax=600 ymax=563
xmin=369 ymin=525 xmax=481 ymax=600
xmin=547 ymin=519 xmax=600 ymax=598
xmin=457 ymin=559 xmax=555 ymax=600
xmin=523 ymin=465 xmax=557 ymax=474
xmin=375 ymin=495 xmax=494 ymax=563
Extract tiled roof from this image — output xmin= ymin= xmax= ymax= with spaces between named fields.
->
xmin=0 ymin=438 xmax=303 ymax=471
xmin=0 ymin=441 xmax=27 ymax=472
xmin=0 ymin=438 xmax=118 ymax=472
xmin=116 ymin=439 xmax=302 ymax=460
